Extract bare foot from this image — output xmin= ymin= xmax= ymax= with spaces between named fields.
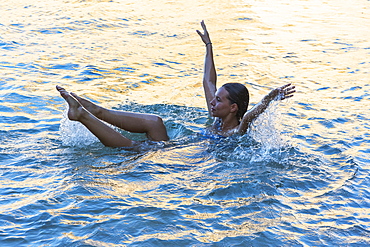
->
xmin=56 ymin=85 xmax=86 ymax=121
xmin=70 ymin=92 xmax=102 ymax=117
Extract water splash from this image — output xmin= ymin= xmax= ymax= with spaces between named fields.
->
xmin=248 ymin=101 xmax=289 ymax=150
xmin=59 ymin=104 xmax=99 ymax=147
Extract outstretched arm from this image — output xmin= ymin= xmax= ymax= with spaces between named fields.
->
xmin=237 ymin=83 xmax=296 ymax=133
xmin=196 ymin=20 xmax=217 ymax=116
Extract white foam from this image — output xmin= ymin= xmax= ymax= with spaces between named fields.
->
xmin=59 ymin=104 xmax=99 ymax=147
xmin=248 ymin=101 xmax=289 ymax=151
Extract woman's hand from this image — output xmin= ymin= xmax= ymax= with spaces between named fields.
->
xmin=269 ymin=83 xmax=296 ymax=101
xmin=196 ymin=20 xmax=212 ymax=45
xmin=238 ymin=83 xmax=296 ymax=134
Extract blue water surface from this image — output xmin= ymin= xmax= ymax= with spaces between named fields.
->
xmin=0 ymin=0 xmax=369 ymax=246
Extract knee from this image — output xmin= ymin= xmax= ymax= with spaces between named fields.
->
xmin=147 ymin=115 xmax=168 ymax=141
xmin=151 ymin=115 xmax=165 ymax=128
xmin=142 ymin=114 xmax=165 ymax=130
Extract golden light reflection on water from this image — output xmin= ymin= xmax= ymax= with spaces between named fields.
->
xmin=0 ymin=177 xmax=68 ymax=214
xmin=2 ymin=0 xmax=368 ymax=108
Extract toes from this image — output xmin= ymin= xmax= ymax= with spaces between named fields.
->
xmin=56 ymin=85 xmax=68 ymax=95
xmin=56 ymin=85 xmax=65 ymax=91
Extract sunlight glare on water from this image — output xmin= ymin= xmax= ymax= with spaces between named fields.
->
xmin=0 ymin=0 xmax=369 ymax=246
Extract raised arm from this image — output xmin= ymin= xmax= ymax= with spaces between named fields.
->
xmin=196 ymin=21 xmax=217 ymax=116
xmin=237 ymin=83 xmax=295 ymax=133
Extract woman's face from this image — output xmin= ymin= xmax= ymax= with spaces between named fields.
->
xmin=210 ymin=87 xmax=235 ymax=118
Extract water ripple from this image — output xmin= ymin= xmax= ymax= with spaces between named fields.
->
xmin=0 ymin=0 xmax=369 ymax=246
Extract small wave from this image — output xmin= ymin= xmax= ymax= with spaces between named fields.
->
xmin=0 ymin=40 xmax=22 ymax=50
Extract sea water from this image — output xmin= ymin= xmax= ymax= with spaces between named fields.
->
xmin=0 ymin=0 xmax=369 ymax=246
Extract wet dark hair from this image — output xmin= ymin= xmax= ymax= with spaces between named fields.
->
xmin=222 ymin=83 xmax=249 ymax=121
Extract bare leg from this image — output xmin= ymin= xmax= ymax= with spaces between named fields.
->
xmin=56 ymin=86 xmax=134 ymax=147
xmin=70 ymin=92 xmax=169 ymax=141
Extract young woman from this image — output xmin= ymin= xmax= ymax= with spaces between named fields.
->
xmin=56 ymin=21 xmax=295 ymax=147
xmin=196 ymin=21 xmax=295 ymax=137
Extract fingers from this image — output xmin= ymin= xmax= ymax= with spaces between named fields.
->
xmin=280 ymin=83 xmax=293 ymax=90
xmin=277 ymin=84 xmax=296 ymax=100
xmin=197 ymin=20 xmax=207 ymax=35
xmin=281 ymin=84 xmax=295 ymax=93
xmin=285 ymin=94 xmax=294 ymax=99
xmin=201 ymin=20 xmax=207 ymax=31
xmin=198 ymin=20 xmax=208 ymax=34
